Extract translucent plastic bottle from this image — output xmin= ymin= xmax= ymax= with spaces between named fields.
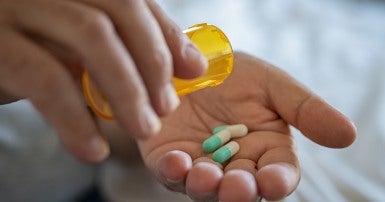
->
xmin=82 ymin=23 xmax=233 ymax=120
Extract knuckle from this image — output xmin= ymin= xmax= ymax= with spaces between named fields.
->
xmin=111 ymin=75 xmax=148 ymax=110
xmin=75 ymin=10 xmax=114 ymax=43
xmin=151 ymin=47 xmax=173 ymax=80
xmin=164 ymin=23 xmax=184 ymax=49
xmin=165 ymin=23 xmax=182 ymax=39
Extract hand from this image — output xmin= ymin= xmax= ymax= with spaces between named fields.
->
xmin=0 ymin=0 xmax=207 ymax=163
xmin=137 ymin=52 xmax=356 ymax=201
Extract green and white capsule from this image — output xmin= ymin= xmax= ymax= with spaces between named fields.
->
xmin=212 ymin=124 xmax=248 ymax=138
xmin=212 ymin=141 xmax=240 ymax=163
xmin=202 ymin=129 xmax=231 ymax=153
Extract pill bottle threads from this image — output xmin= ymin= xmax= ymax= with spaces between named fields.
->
xmin=82 ymin=23 xmax=233 ymax=120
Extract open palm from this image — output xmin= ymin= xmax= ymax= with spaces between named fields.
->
xmin=137 ymin=52 xmax=356 ymax=202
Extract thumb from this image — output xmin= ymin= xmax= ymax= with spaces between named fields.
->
xmin=267 ymin=67 xmax=356 ymax=148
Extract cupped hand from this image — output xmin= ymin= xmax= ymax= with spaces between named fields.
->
xmin=0 ymin=0 xmax=207 ymax=162
xmin=138 ymin=52 xmax=356 ymax=201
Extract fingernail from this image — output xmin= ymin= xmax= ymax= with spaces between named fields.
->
xmin=141 ymin=105 xmax=162 ymax=137
xmin=185 ymin=43 xmax=208 ymax=69
xmin=162 ymin=84 xmax=180 ymax=113
xmin=88 ymin=136 xmax=110 ymax=162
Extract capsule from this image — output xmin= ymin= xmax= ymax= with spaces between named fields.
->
xmin=212 ymin=141 xmax=240 ymax=163
xmin=212 ymin=124 xmax=248 ymax=138
xmin=202 ymin=129 xmax=231 ymax=153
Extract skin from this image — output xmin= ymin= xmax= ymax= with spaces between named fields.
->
xmin=134 ymin=52 xmax=357 ymax=201
xmin=0 ymin=0 xmax=207 ymax=163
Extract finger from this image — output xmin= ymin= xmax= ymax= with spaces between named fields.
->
xmin=236 ymin=53 xmax=357 ymax=147
xmin=146 ymin=142 xmax=223 ymax=202
xmin=138 ymin=139 xmax=203 ymax=192
xmin=222 ymin=159 xmax=259 ymax=202
xmin=8 ymin=0 xmax=161 ymax=138
xmin=268 ymin=67 xmax=356 ymax=147
xmin=79 ymin=0 xmax=180 ymax=116
xmin=156 ymin=150 xmax=192 ymax=193
xmin=0 ymin=28 xmax=109 ymax=163
xmin=219 ymin=169 xmax=258 ymax=202
xmin=186 ymin=162 xmax=223 ymax=202
xmin=226 ymin=150 xmax=299 ymax=201
xmin=227 ymin=131 xmax=299 ymax=200
xmin=256 ymin=162 xmax=299 ymax=201
xmin=147 ymin=0 xmax=208 ymax=79
xmin=254 ymin=139 xmax=299 ymax=200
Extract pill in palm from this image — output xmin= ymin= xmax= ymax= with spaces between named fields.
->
xmin=212 ymin=124 xmax=248 ymax=138
xmin=202 ymin=129 xmax=231 ymax=153
xmin=212 ymin=141 xmax=240 ymax=163
xmin=212 ymin=125 xmax=228 ymax=134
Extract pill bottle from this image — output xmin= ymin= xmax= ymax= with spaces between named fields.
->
xmin=82 ymin=23 xmax=233 ymax=120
